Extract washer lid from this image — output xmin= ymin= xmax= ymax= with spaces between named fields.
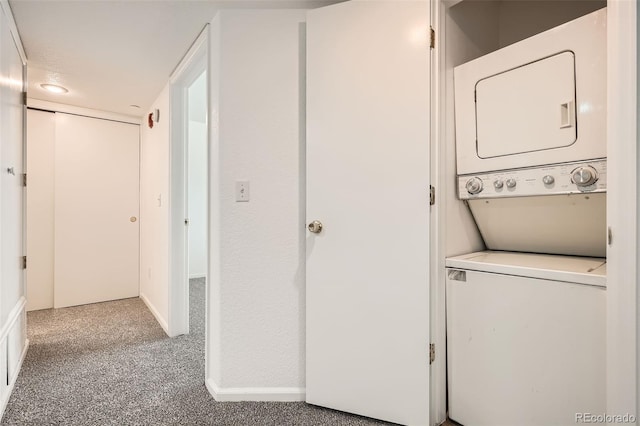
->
xmin=446 ymin=251 xmax=606 ymax=287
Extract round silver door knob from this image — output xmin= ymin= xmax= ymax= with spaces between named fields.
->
xmin=308 ymin=220 xmax=323 ymax=234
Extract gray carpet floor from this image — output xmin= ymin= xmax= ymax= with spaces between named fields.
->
xmin=1 ymin=279 xmax=389 ymax=425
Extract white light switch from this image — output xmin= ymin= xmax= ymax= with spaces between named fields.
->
xmin=236 ymin=181 xmax=250 ymax=202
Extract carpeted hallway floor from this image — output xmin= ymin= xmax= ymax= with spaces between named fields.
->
xmin=1 ymin=279 xmax=387 ymax=425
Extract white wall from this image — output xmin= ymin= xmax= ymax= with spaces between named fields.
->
xmin=188 ymin=71 xmax=208 ymax=279
xmin=444 ymin=0 xmax=494 ymax=257
xmin=207 ymin=9 xmax=307 ymax=400
xmin=139 ymin=84 xmax=171 ymax=333
xmin=26 ymin=109 xmax=55 ymax=311
xmin=498 ymin=1 xmax=605 ymax=48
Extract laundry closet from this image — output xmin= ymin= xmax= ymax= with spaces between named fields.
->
xmin=435 ymin=1 xmax=608 ymax=425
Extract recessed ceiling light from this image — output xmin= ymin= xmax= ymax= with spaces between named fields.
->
xmin=40 ymin=83 xmax=68 ymax=94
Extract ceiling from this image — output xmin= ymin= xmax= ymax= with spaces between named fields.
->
xmin=9 ymin=0 xmax=343 ymax=118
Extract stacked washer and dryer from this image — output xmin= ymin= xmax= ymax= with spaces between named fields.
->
xmin=447 ymin=9 xmax=607 ymax=426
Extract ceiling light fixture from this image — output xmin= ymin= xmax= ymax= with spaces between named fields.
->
xmin=40 ymin=83 xmax=68 ymax=94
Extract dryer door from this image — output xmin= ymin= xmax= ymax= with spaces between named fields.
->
xmin=476 ymin=51 xmax=576 ymax=158
xmin=453 ymin=8 xmax=606 ymax=175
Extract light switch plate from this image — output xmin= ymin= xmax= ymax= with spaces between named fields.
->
xmin=236 ymin=181 xmax=250 ymax=202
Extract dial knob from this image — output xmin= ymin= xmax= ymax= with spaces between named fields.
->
xmin=493 ymin=179 xmax=504 ymax=189
xmin=542 ymin=175 xmax=555 ymax=185
xmin=506 ymin=178 xmax=517 ymax=189
xmin=571 ymin=166 xmax=598 ymax=187
xmin=465 ymin=177 xmax=483 ymax=195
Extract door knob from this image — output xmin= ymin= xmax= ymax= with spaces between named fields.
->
xmin=308 ymin=220 xmax=323 ymax=234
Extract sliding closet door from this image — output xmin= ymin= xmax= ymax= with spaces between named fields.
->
xmin=54 ymin=113 xmax=140 ymax=308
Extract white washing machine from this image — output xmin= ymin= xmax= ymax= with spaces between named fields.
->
xmin=446 ymin=251 xmax=606 ymax=426
xmin=447 ymin=7 xmax=608 ymax=426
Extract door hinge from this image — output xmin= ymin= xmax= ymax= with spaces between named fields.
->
xmin=22 ymin=92 xmax=27 ymax=106
xmin=184 ymin=218 xmax=189 ymax=226
xmin=429 ymin=343 xmax=435 ymax=364
xmin=430 ymin=27 xmax=435 ymax=49
xmin=22 ymin=173 xmax=26 ymax=187
xmin=21 ymin=256 xmax=26 ymax=270
xmin=429 ymin=185 xmax=435 ymax=205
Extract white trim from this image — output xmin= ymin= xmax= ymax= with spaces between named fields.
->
xmin=0 ymin=0 xmax=27 ymax=64
xmin=139 ymin=292 xmax=169 ymax=336
xmin=430 ymin=1 xmax=447 ymax=425
xmin=606 ymin=0 xmax=638 ymax=419
xmin=26 ymin=99 xmax=141 ymax=125
xmin=0 ymin=297 xmax=26 ymax=343
xmin=7 ymin=338 xmax=28 ymax=389
xmin=205 ymin=378 xmax=305 ymax=402
xmin=170 ymin=25 xmax=209 ymax=83
xmin=189 ymin=273 xmax=207 ymax=279
xmin=0 ymin=339 xmax=28 ymax=418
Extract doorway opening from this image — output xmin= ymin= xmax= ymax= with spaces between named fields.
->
xmin=185 ymin=71 xmax=208 ymax=340
xmin=168 ymin=28 xmax=208 ymax=338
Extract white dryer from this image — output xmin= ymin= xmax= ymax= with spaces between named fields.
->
xmin=454 ymin=8 xmax=606 ymax=175
xmin=446 ymin=251 xmax=606 ymax=426
xmin=453 ymin=7 xmax=608 ymax=258
xmin=446 ymin=8 xmax=609 ymax=426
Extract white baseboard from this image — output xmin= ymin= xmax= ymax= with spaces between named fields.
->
xmin=206 ymin=377 xmax=305 ymax=402
xmin=0 ymin=338 xmax=28 ymax=419
xmin=189 ymin=273 xmax=207 ymax=279
xmin=8 ymin=338 xmax=28 ymax=388
xmin=139 ymin=293 xmax=169 ymax=336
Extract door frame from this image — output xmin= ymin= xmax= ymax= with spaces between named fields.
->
xmin=168 ymin=26 xmax=209 ymax=338
xmin=605 ymin=0 xmax=638 ymax=418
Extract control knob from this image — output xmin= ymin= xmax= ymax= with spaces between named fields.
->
xmin=493 ymin=179 xmax=504 ymax=189
xmin=542 ymin=175 xmax=555 ymax=185
xmin=506 ymin=178 xmax=517 ymax=189
xmin=465 ymin=177 xmax=483 ymax=195
xmin=571 ymin=166 xmax=598 ymax=187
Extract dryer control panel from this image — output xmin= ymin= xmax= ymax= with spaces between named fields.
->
xmin=458 ymin=159 xmax=607 ymax=200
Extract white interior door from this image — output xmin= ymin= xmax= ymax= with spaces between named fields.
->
xmin=306 ymin=1 xmax=431 ymax=425
xmin=0 ymin=15 xmax=24 ymax=325
xmin=54 ymin=113 xmax=140 ymax=308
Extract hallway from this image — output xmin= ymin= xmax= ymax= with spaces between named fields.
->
xmin=2 ymin=280 xmax=385 ymax=425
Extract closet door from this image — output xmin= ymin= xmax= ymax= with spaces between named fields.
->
xmin=26 ymin=109 xmax=55 ymax=311
xmin=306 ymin=1 xmax=431 ymax=425
xmin=54 ymin=113 xmax=139 ymax=308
